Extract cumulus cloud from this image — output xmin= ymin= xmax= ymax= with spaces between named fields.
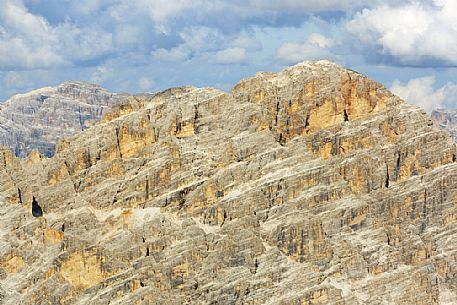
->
xmin=276 ymin=33 xmax=335 ymax=64
xmin=0 ymin=0 xmax=65 ymax=69
xmin=141 ymin=0 xmax=225 ymax=34
xmin=152 ymin=48 xmax=188 ymax=62
xmin=137 ymin=77 xmax=154 ymax=91
xmin=347 ymin=0 xmax=457 ymax=66
xmin=4 ymin=71 xmax=25 ymax=89
xmin=91 ymin=66 xmax=113 ymax=83
xmin=151 ymin=27 xmax=259 ymax=65
xmin=236 ymin=0 xmax=403 ymax=12
xmin=390 ymin=76 xmax=457 ymax=113
xmin=0 ymin=0 xmax=353 ymax=73
xmin=0 ymin=0 xmax=113 ymax=70
xmin=213 ymin=47 xmax=247 ymax=65
xmin=57 ymin=25 xmax=113 ymax=62
xmin=232 ymin=34 xmax=262 ymax=51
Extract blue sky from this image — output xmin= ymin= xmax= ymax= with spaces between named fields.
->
xmin=1 ymin=0 xmax=457 ymax=112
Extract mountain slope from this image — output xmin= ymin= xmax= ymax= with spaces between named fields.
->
xmin=0 ymin=82 xmax=127 ymax=157
xmin=0 ymin=61 xmax=457 ymax=304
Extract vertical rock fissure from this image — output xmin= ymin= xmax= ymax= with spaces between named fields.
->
xmin=144 ymin=175 xmax=150 ymax=208
xmin=17 ymin=188 xmax=22 ymax=204
xmin=96 ymin=140 xmax=101 ymax=161
xmin=115 ymin=127 xmax=122 ymax=158
xmin=85 ymin=149 xmax=91 ymax=168
xmin=155 ymin=127 xmax=160 ymax=142
xmin=275 ymin=97 xmax=280 ymax=126
xmin=396 ymin=152 xmax=401 ymax=179
xmin=385 ymin=166 xmax=390 ymax=188
xmin=78 ymin=106 xmax=84 ymax=131
xmin=194 ymin=103 xmax=199 ymax=122
xmin=2 ymin=152 xmax=6 ymax=169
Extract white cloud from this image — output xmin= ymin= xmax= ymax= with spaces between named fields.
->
xmin=152 ymin=48 xmax=188 ymax=62
xmin=57 ymin=24 xmax=113 ymax=62
xmin=390 ymin=76 xmax=457 ymax=113
xmin=0 ymin=0 xmax=113 ymax=70
xmin=307 ymin=33 xmax=334 ymax=48
xmin=179 ymin=27 xmax=225 ymax=53
xmin=143 ymin=0 xmax=195 ymax=33
xmin=4 ymin=71 xmax=25 ymax=89
xmin=137 ymin=0 xmax=225 ymax=34
xmin=91 ymin=66 xmax=113 ymax=83
xmin=0 ymin=0 xmax=66 ymax=69
xmin=213 ymin=47 xmax=247 ymax=65
xmin=232 ymin=33 xmax=262 ymax=51
xmin=114 ymin=25 xmax=141 ymax=46
xmin=137 ymin=77 xmax=154 ymax=91
xmin=238 ymin=0 xmax=402 ymax=12
xmin=74 ymin=0 xmax=114 ymax=16
xmin=346 ymin=0 xmax=457 ymax=66
xmin=276 ymin=33 xmax=335 ymax=64
xmin=152 ymin=27 xmax=257 ymax=65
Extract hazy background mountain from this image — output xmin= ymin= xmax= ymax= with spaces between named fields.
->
xmin=431 ymin=108 xmax=457 ymax=142
xmin=0 ymin=81 xmax=127 ymax=157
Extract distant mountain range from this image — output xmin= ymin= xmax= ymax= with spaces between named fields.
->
xmin=0 ymin=82 xmax=127 ymax=157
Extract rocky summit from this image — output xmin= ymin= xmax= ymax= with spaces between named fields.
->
xmin=0 ymin=81 xmax=127 ymax=157
xmin=1 ymin=61 xmax=457 ymax=304
xmin=431 ymin=108 xmax=457 ymax=142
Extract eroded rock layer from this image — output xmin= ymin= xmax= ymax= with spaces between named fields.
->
xmin=1 ymin=61 xmax=457 ymax=304
xmin=0 ymin=82 xmax=127 ymax=157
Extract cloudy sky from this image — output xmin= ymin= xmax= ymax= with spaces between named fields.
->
xmin=1 ymin=0 xmax=457 ymax=112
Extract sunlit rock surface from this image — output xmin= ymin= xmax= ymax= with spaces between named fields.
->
xmin=1 ymin=61 xmax=456 ymax=304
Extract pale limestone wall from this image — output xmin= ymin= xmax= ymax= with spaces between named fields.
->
xmin=0 ymin=61 xmax=456 ymax=304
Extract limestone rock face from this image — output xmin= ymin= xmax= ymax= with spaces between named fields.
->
xmin=1 ymin=61 xmax=457 ymax=304
xmin=0 ymin=82 xmax=127 ymax=157
xmin=431 ymin=108 xmax=457 ymax=142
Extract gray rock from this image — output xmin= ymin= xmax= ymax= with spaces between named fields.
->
xmin=431 ymin=108 xmax=457 ymax=142
xmin=0 ymin=81 xmax=127 ymax=157
xmin=0 ymin=61 xmax=457 ymax=304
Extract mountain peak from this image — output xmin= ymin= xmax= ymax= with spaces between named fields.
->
xmin=0 ymin=82 xmax=128 ymax=157
xmin=0 ymin=63 xmax=456 ymax=304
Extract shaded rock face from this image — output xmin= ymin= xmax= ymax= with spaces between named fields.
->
xmin=0 ymin=82 xmax=127 ymax=157
xmin=431 ymin=109 xmax=457 ymax=142
xmin=1 ymin=61 xmax=457 ymax=304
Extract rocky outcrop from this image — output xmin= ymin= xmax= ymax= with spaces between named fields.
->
xmin=0 ymin=82 xmax=127 ymax=157
xmin=431 ymin=108 xmax=457 ymax=142
xmin=1 ymin=61 xmax=457 ymax=304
